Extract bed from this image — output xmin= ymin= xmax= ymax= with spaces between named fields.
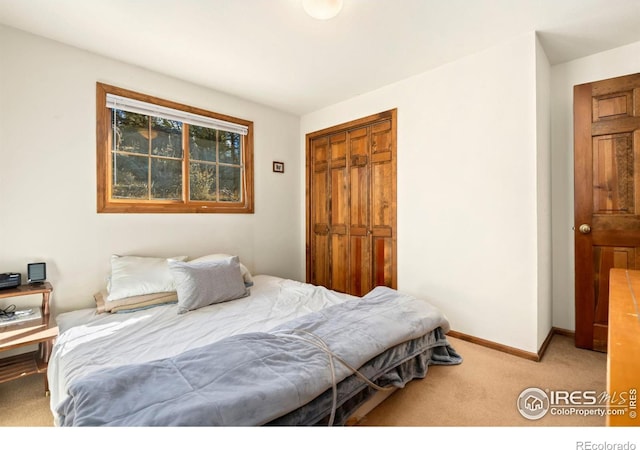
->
xmin=48 ymin=254 xmax=461 ymax=426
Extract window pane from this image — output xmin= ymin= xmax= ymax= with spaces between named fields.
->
xmin=190 ymin=126 xmax=216 ymax=162
xmin=219 ymin=131 xmax=241 ymax=165
xmin=114 ymin=110 xmax=149 ymax=155
xmin=151 ymin=158 xmax=182 ymax=200
xmin=112 ymin=154 xmax=149 ymax=199
xmin=190 ymin=162 xmax=217 ymax=201
xmin=151 ymin=117 xmax=183 ymax=158
xmin=99 ymin=83 xmax=253 ymax=213
xmin=219 ymin=166 xmax=242 ymax=202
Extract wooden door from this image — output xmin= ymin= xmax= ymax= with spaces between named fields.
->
xmin=348 ymin=126 xmax=372 ymax=295
xmin=574 ymin=73 xmax=640 ymax=351
xmin=306 ymin=110 xmax=397 ymax=296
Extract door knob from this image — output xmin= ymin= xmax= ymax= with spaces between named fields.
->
xmin=578 ymin=224 xmax=591 ymax=234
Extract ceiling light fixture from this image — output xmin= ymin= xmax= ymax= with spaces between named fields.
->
xmin=302 ymin=0 xmax=343 ymax=20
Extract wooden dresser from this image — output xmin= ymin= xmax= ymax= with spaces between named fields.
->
xmin=607 ymin=269 xmax=639 ymax=426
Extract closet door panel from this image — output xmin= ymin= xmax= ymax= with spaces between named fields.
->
xmin=371 ymin=154 xmax=393 ymax=228
xmin=312 ymin=232 xmax=329 ymax=287
xmin=372 ymin=236 xmax=394 ymax=287
xmin=350 ymin=234 xmax=372 ymax=296
xmin=330 ymin=133 xmax=349 ymax=293
xmin=310 ymin=137 xmax=330 ymax=287
xmin=348 ymin=127 xmax=371 ymax=295
xmin=371 ymin=120 xmax=392 ymax=157
xmin=371 ymin=120 xmax=396 ymax=289
xmin=331 ymin=235 xmax=349 ymax=292
xmin=349 ymin=127 xmax=370 ymax=229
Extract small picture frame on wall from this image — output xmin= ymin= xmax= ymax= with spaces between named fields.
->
xmin=273 ymin=161 xmax=285 ymax=173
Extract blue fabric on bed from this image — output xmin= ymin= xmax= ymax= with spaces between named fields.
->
xmin=56 ymin=286 xmax=460 ymax=426
xmin=267 ymin=326 xmax=461 ymax=426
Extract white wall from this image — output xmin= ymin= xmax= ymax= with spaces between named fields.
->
xmin=302 ymin=32 xmax=545 ymax=353
xmin=550 ymin=39 xmax=640 ymax=331
xmin=536 ymin=36 xmax=552 ymax=349
xmin=8 ymin=20 xmax=636 ymax=354
xmin=0 ymin=25 xmax=304 ymax=315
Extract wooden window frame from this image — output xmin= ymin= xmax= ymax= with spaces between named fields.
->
xmin=96 ymin=82 xmax=254 ymax=213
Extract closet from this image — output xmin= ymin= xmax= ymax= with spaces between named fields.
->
xmin=306 ymin=109 xmax=397 ymax=296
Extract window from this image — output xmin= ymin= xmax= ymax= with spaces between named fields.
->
xmin=96 ymin=83 xmax=254 ymax=213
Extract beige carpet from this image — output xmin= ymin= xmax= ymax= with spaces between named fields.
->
xmin=360 ymin=334 xmax=607 ymax=426
xmin=0 ymin=373 xmax=53 ymax=427
xmin=0 ymin=334 xmax=607 ymax=427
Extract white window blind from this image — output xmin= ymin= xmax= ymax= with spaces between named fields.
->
xmin=106 ymin=93 xmax=248 ymax=136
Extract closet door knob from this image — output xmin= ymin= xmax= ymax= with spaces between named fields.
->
xmin=578 ymin=224 xmax=591 ymax=234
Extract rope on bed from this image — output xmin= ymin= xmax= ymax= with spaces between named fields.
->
xmin=271 ymin=328 xmax=395 ymax=426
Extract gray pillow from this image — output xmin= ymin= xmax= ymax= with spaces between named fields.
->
xmin=168 ymin=256 xmax=249 ymax=314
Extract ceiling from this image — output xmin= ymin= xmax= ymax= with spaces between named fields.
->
xmin=1 ymin=0 xmax=640 ymax=115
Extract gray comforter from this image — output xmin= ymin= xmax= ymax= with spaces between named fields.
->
xmin=56 ymin=286 xmax=459 ymax=426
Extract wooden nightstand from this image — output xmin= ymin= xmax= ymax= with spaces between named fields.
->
xmin=0 ymin=282 xmax=58 ymax=395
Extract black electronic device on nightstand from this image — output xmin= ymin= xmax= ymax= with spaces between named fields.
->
xmin=27 ymin=262 xmax=46 ymax=285
xmin=0 ymin=273 xmax=21 ymax=290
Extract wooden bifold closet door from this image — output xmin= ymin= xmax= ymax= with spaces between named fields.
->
xmin=306 ymin=109 xmax=397 ymax=296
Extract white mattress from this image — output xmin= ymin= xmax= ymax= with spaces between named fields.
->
xmin=48 ymin=275 xmax=357 ymax=422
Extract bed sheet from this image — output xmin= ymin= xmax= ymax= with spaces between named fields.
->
xmin=48 ymin=275 xmax=357 ymax=422
xmin=54 ymin=284 xmax=459 ymax=426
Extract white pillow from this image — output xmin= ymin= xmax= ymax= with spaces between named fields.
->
xmin=107 ymin=255 xmax=187 ymax=301
xmin=189 ymin=253 xmax=254 ymax=287
xmin=169 ymin=256 xmax=249 ymax=314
